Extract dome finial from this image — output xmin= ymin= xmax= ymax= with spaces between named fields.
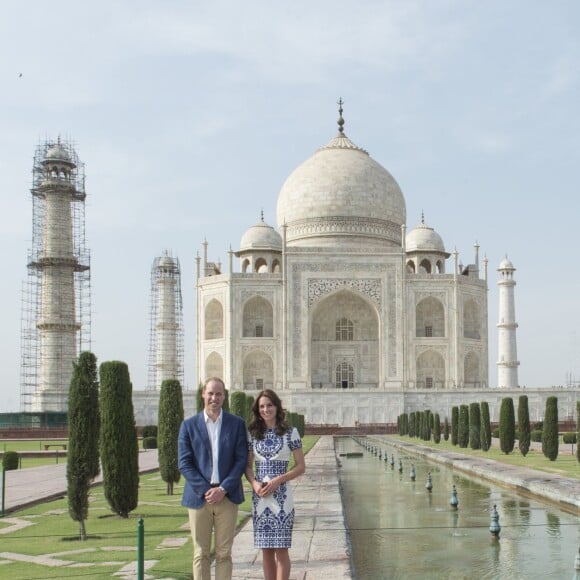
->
xmin=337 ymin=97 xmax=345 ymax=135
xmin=421 ymin=210 xmax=425 ymax=225
xmin=260 ymin=208 xmax=264 ymax=222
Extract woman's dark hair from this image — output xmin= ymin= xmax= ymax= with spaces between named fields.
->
xmin=248 ymin=389 xmax=289 ymax=439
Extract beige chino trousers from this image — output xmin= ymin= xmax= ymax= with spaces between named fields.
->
xmin=188 ymin=498 xmax=238 ymax=580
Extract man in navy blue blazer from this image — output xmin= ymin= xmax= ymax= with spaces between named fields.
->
xmin=178 ymin=377 xmax=248 ymax=580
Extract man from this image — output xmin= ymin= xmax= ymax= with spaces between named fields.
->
xmin=178 ymin=377 xmax=248 ymax=580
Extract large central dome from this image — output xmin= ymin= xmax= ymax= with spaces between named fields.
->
xmin=276 ymin=116 xmax=406 ymax=249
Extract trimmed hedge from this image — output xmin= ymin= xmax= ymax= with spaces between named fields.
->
xmin=143 ymin=436 xmax=158 ymax=449
xmin=2 ymin=450 xmax=19 ymax=470
xmin=142 ymin=425 xmax=158 ymax=438
xmin=562 ymin=432 xmax=577 ymax=444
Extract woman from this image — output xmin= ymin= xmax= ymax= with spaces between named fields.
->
xmin=245 ymin=389 xmax=306 ymax=580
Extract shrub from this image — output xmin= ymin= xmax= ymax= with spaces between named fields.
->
xmin=499 ymin=397 xmax=515 ymax=454
xmin=230 ymin=391 xmax=246 ymax=419
xmin=576 ymin=401 xmax=580 ymax=464
xmin=531 ymin=429 xmax=543 ymax=442
xmin=2 ymin=450 xmax=19 ymax=470
xmin=469 ymin=403 xmax=481 ymax=450
xmin=451 ymin=407 xmax=459 ymax=446
xmin=517 ymin=395 xmax=531 ymax=457
xmin=409 ymin=413 xmax=416 ymax=438
xmin=433 ymin=413 xmax=441 ymax=443
xmin=443 ymin=417 xmax=449 ymax=441
xmin=492 ymin=427 xmax=500 ymax=438
xmin=423 ymin=410 xmax=431 ymax=441
xmin=142 ymin=425 xmax=158 ymax=438
xmin=542 ymin=396 xmax=559 ymax=461
xmin=143 ymin=436 xmax=158 ymax=449
xmin=196 ymin=383 xmax=204 ymax=413
xmin=99 ymin=361 xmax=139 ymax=518
xmin=480 ymin=402 xmax=491 ymax=452
xmin=67 ymin=351 xmax=100 ymax=540
xmin=562 ymin=432 xmax=577 ymax=445
xmin=245 ymin=395 xmax=254 ymax=424
xmin=458 ymin=405 xmax=469 ymax=448
xmin=158 ymin=379 xmax=184 ymax=495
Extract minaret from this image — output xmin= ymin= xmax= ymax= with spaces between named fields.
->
xmin=21 ymin=139 xmax=91 ymax=412
xmin=148 ymin=251 xmax=183 ymax=389
xmin=497 ymin=256 xmax=519 ymax=388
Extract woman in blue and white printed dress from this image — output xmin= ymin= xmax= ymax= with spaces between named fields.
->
xmin=245 ymin=389 xmax=306 ymax=580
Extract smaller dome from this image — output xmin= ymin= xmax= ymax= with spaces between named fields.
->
xmin=239 ymin=218 xmax=282 ymax=252
xmin=406 ymin=216 xmax=446 ymax=254
xmin=45 ymin=142 xmax=73 ymax=164
xmin=498 ymin=256 xmax=515 ymax=270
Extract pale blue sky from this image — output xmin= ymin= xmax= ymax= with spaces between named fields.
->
xmin=1 ymin=1 xmax=579 ymax=411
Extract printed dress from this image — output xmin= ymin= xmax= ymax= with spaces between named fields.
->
xmin=248 ymin=427 xmax=302 ymax=548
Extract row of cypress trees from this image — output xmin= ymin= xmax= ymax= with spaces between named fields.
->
xmin=67 ymin=354 xmax=139 ymax=540
xmin=67 ymin=354 xmax=186 ymax=539
xmin=397 ymin=395 xmax=571 ymax=464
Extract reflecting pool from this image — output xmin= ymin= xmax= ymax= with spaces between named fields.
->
xmin=336 ymin=436 xmax=579 ymax=580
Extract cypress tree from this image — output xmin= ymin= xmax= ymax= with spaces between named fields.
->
xmin=451 ymin=406 xmax=459 ymax=445
xmin=443 ymin=417 xmax=449 ymax=441
xmin=499 ymin=397 xmax=515 ymax=454
xmin=480 ymin=402 xmax=491 ymax=452
xmin=99 ymin=361 xmax=139 ymax=518
xmin=542 ymin=396 xmax=559 ymax=461
xmin=576 ymin=401 xmax=580 ymax=464
xmin=517 ymin=395 xmax=531 ymax=457
xmin=402 ymin=413 xmax=409 ymax=435
xmin=158 ymin=379 xmax=184 ymax=495
xmin=425 ymin=410 xmax=432 ymax=441
xmin=433 ymin=413 xmax=441 ymax=443
xmin=458 ymin=405 xmax=469 ymax=448
xmin=469 ymin=403 xmax=481 ymax=450
xmin=245 ymin=395 xmax=255 ymax=424
xmin=67 ymin=351 xmax=100 ymax=540
xmin=230 ymin=391 xmax=246 ymax=419
xmin=196 ymin=383 xmax=204 ymax=412
xmin=409 ymin=412 xmax=416 ymax=438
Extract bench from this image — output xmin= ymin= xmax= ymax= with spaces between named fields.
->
xmin=44 ymin=444 xmax=67 ymax=451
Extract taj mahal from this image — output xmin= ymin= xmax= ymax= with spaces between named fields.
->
xmin=19 ymin=106 xmax=578 ymax=427
xmin=177 ymin=105 xmax=577 ymax=427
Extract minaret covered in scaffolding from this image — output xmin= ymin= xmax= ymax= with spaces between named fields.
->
xmin=148 ymin=251 xmax=184 ymax=389
xmin=20 ymin=139 xmax=91 ymax=412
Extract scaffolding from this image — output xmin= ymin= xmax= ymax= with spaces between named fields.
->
xmin=20 ymin=138 xmax=91 ymax=412
xmin=147 ymin=251 xmax=184 ymax=390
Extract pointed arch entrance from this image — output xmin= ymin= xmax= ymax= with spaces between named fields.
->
xmin=310 ymin=289 xmax=380 ymax=388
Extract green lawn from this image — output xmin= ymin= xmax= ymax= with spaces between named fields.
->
xmin=386 ymin=435 xmax=580 ymax=480
xmin=0 ymin=435 xmax=319 ymax=580
xmin=1 ymin=440 xmax=69 ymax=469
xmin=1 ymin=439 xmax=68 ymax=452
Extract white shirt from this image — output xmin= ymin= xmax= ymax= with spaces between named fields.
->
xmin=204 ymin=410 xmax=222 ymax=484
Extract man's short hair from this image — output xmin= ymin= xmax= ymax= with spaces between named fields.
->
xmin=203 ymin=377 xmax=225 ymax=392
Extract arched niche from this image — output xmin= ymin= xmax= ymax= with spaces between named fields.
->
xmin=205 ymin=299 xmax=224 ymax=339
xmin=242 ymin=295 xmax=274 ymax=337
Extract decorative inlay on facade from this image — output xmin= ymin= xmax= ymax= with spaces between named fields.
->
xmin=415 ymin=291 xmax=447 ymax=304
xmin=416 ymin=345 xmax=448 ymax=357
xmin=308 ymin=278 xmax=382 ymax=308
xmin=241 ymin=290 xmax=274 ymax=303
xmin=242 ymin=344 xmax=274 ymax=357
xmin=287 ymin=216 xmax=401 ymax=244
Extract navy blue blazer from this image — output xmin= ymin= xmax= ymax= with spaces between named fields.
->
xmin=178 ymin=411 xmax=248 ymax=509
